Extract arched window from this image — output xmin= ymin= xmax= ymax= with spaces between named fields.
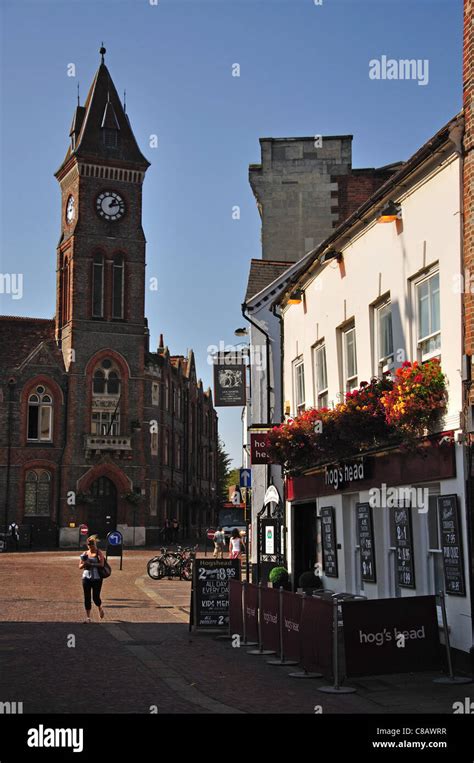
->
xmin=27 ymin=385 xmax=53 ymax=441
xmin=92 ymin=253 xmax=104 ymax=318
xmin=24 ymin=469 xmax=52 ymax=516
xmin=112 ymin=254 xmax=124 ymax=319
xmin=91 ymin=358 xmax=121 ymax=435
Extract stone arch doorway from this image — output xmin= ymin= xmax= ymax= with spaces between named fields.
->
xmin=87 ymin=477 xmax=117 ymax=541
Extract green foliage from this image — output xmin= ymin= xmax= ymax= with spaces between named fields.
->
xmin=217 ymin=437 xmax=232 ymax=505
xmin=298 ymin=570 xmax=323 ymax=589
xmin=269 ymin=566 xmax=289 ymax=585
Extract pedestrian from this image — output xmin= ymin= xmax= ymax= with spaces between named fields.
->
xmin=8 ymin=522 xmax=19 ymax=551
xmin=229 ymin=528 xmax=245 ymax=560
xmin=172 ymin=517 xmax=179 ymax=543
xmin=79 ymin=535 xmax=105 ymax=623
xmin=213 ymin=526 xmax=225 ymax=559
xmin=163 ymin=517 xmax=171 ymax=545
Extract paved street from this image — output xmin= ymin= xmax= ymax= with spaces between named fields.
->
xmin=0 ymin=550 xmax=471 ymax=715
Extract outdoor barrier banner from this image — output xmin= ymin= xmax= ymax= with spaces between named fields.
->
xmin=260 ymin=586 xmax=280 ymax=653
xmin=342 ymin=595 xmax=442 ymax=676
xmin=244 ymin=583 xmax=259 ymax=642
xmin=229 ymin=579 xmax=243 ymax=636
xmin=281 ymin=590 xmax=303 ymax=663
xmin=300 ymin=596 xmax=333 ymax=679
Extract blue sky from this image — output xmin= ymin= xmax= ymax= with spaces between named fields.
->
xmin=0 ymin=0 xmax=463 ymax=466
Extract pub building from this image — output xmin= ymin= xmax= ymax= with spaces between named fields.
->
xmin=270 ymin=113 xmax=472 ymax=661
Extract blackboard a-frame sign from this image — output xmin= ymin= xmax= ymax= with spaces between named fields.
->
xmin=190 ymin=558 xmax=241 ymax=630
xmin=437 ymin=494 xmax=466 ymax=597
xmin=356 ymin=503 xmax=376 ymax=583
xmin=393 ymin=503 xmax=416 ymax=589
xmin=320 ymin=506 xmax=338 ymax=578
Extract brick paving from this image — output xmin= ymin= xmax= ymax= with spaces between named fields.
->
xmin=0 ymin=550 xmax=471 ymax=715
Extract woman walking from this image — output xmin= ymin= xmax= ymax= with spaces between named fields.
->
xmin=229 ymin=528 xmax=245 ymax=560
xmin=79 ymin=535 xmax=105 ymax=623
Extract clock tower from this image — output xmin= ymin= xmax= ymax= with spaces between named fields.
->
xmin=54 ymin=47 xmax=150 ymax=371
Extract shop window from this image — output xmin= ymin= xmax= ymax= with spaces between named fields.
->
xmin=24 ymin=470 xmax=52 ymax=516
xmin=416 ymin=271 xmax=440 ymax=361
xmin=27 ymin=386 xmax=53 ymax=442
xmin=152 ymin=382 xmax=159 ymax=406
xmin=151 ymin=431 xmax=158 ymax=456
xmin=163 ymin=429 xmax=169 ymax=465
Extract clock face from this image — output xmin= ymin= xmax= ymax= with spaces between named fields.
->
xmin=96 ymin=191 xmax=126 ymax=221
xmin=66 ymin=195 xmax=75 ymax=223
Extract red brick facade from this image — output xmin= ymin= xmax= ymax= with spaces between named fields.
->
xmin=0 ymin=57 xmax=217 ymax=547
xmin=465 ymin=0 xmax=474 ymax=361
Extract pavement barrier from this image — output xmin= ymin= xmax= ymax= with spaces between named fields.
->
xmin=266 ymin=587 xmax=299 ymax=667
xmin=247 ymin=583 xmax=276 ymax=656
xmin=242 ymin=581 xmax=258 ymax=646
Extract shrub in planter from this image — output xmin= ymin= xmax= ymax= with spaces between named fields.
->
xmin=269 ymin=566 xmax=289 ymax=588
xmin=298 ymin=570 xmax=323 ymax=590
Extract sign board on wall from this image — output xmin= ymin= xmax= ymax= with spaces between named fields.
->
xmin=320 ymin=506 xmax=338 ymax=578
xmin=213 ymin=352 xmax=246 ymax=407
xmin=356 ymin=503 xmax=376 ymax=583
xmin=392 ymin=504 xmax=416 ymax=589
xmin=437 ymin=495 xmax=466 ymax=596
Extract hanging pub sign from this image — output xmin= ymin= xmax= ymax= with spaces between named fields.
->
xmin=393 ymin=503 xmax=415 ymax=589
xmin=320 ymin=506 xmax=338 ymax=578
xmin=356 ymin=502 xmax=376 ymax=583
xmin=213 ymin=351 xmax=246 ymax=407
xmin=437 ymin=495 xmax=466 ymax=597
xmin=250 ymin=427 xmax=273 ymax=465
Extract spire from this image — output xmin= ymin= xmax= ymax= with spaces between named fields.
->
xmin=158 ymin=334 xmax=164 ymax=353
xmin=56 ymin=48 xmax=150 ymax=176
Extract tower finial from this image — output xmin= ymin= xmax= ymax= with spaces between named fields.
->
xmin=99 ymin=43 xmax=106 ymax=64
xmin=123 ymin=89 xmax=127 ymax=114
xmin=77 ymin=82 xmax=80 ymax=106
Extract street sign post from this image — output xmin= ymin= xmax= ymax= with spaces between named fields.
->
xmin=106 ymin=530 xmax=123 ymax=569
xmin=239 ymin=468 xmax=252 ymax=488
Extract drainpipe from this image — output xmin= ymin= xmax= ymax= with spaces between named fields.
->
xmin=3 ymin=379 xmax=16 ymax=534
xmin=270 ymin=302 xmax=285 ymax=424
xmin=450 ymin=118 xmax=474 ymax=670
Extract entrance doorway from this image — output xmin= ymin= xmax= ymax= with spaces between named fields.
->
xmin=87 ymin=477 xmax=117 ymax=541
xmin=292 ymin=502 xmax=320 ymax=588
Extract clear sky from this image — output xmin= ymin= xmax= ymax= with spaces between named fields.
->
xmin=0 ymin=0 xmax=463 ymax=467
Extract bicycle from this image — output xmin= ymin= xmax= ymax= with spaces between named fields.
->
xmin=147 ymin=545 xmax=198 ymax=581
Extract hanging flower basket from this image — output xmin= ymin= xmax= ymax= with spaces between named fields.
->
xmin=122 ymin=492 xmax=144 ymax=505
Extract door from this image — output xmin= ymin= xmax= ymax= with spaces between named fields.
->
xmin=293 ymin=502 xmax=320 ymax=587
xmin=87 ymin=477 xmax=117 ymax=541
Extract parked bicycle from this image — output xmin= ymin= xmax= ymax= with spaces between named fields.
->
xmin=147 ymin=545 xmax=198 ymax=581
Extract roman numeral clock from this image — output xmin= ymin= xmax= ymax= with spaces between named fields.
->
xmin=96 ymin=190 xmax=126 ymax=222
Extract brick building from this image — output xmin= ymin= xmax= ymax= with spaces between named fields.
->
xmin=0 ymin=51 xmax=218 ymax=548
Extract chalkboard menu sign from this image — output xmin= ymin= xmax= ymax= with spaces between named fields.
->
xmin=320 ymin=506 xmax=338 ymax=577
xmin=191 ymin=558 xmax=241 ymax=629
xmin=393 ymin=504 xmax=415 ymax=589
xmin=437 ymin=495 xmax=466 ymax=597
xmin=356 ymin=503 xmax=376 ymax=583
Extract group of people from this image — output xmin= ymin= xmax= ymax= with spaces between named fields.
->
xmin=213 ymin=527 xmax=245 ymax=560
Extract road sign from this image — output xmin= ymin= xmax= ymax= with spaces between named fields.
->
xmin=239 ymin=468 xmax=252 ymax=488
xmin=106 ymin=530 xmax=123 ymax=568
xmin=79 ymin=524 xmax=89 ymax=536
xmin=107 ymin=531 xmax=123 ymax=546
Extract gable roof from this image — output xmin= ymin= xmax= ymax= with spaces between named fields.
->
xmin=0 ymin=317 xmax=63 ymax=370
xmin=245 ymin=259 xmax=296 ymax=302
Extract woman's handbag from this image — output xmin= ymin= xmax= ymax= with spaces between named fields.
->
xmin=98 ymin=554 xmax=112 ymax=579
